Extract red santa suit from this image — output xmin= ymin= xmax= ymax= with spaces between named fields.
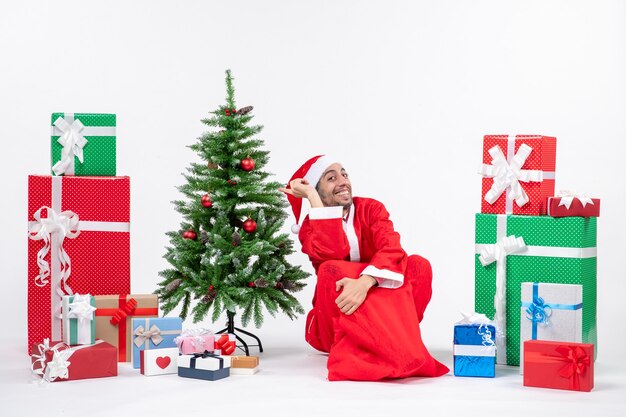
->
xmin=299 ymin=196 xmax=449 ymax=381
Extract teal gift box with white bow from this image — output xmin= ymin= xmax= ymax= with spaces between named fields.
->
xmin=62 ymin=294 xmax=96 ymax=345
xmin=51 ymin=112 xmax=116 ymax=176
xmin=131 ymin=317 xmax=183 ymax=369
xmin=520 ymin=282 xmax=583 ymax=373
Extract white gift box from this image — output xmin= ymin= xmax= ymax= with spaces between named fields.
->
xmin=520 ymin=282 xmax=582 ymax=373
xmin=140 ymin=347 xmax=179 ymax=376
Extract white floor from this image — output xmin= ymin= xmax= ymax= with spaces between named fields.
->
xmin=3 ymin=335 xmax=625 ymax=417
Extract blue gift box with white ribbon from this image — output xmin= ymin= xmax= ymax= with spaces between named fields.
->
xmin=453 ymin=323 xmax=496 ymax=377
xmin=520 ymin=282 xmax=583 ymax=373
xmin=131 ymin=317 xmax=183 ymax=369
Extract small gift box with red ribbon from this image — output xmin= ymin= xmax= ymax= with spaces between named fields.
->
xmin=546 ymin=191 xmax=601 ymax=218
xmin=478 ymin=134 xmax=557 ymax=215
xmin=178 ymin=351 xmax=231 ymax=381
xmin=214 ymin=333 xmax=237 ymax=355
xmin=523 ymin=340 xmax=594 ymax=392
xmin=31 ymin=339 xmax=117 ymax=383
xmin=174 ymin=329 xmax=215 ymax=355
xmin=62 ymin=294 xmax=96 ymax=346
xmin=520 ymin=282 xmax=583 ymax=374
xmin=27 ymin=175 xmax=130 ymax=352
xmin=140 ymin=347 xmax=179 ymax=376
xmin=94 ymin=294 xmax=159 ymax=362
xmin=131 ymin=317 xmax=183 ymax=369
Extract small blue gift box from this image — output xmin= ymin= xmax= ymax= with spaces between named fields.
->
xmin=453 ymin=323 xmax=496 ymax=378
xmin=178 ymin=352 xmax=231 ymax=381
xmin=131 ymin=317 xmax=183 ymax=369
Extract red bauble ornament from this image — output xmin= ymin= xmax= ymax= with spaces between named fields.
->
xmin=201 ymin=194 xmax=213 ymax=208
xmin=183 ymin=229 xmax=197 ymax=240
xmin=240 ymin=157 xmax=255 ymax=172
xmin=232 ymin=108 xmax=237 ymax=114
xmin=275 ymin=282 xmax=283 ymax=289
xmin=209 ymin=285 xmax=214 ymax=290
xmin=242 ymin=218 xmax=257 ymax=233
xmin=248 ymin=282 xmax=255 ymax=288
xmin=227 ymin=179 xmax=237 ymax=186
xmin=225 ymin=109 xmax=231 ymax=116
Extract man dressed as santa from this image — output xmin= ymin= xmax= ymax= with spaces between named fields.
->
xmin=280 ymin=155 xmax=449 ymax=381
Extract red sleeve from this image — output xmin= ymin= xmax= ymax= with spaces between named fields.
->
xmin=360 ymin=200 xmax=407 ymax=288
xmin=299 ymin=216 xmax=350 ymax=266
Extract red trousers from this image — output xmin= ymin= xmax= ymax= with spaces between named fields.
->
xmin=305 ymin=255 xmax=449 ymax=381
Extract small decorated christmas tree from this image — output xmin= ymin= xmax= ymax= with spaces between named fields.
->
xmin=156 ymin=70 xmax=308 ymax=329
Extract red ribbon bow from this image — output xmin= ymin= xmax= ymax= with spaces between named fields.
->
xmin=110 ymin=298 xmax=137 ymax=326
xmin=556 ymin=345 xmax=590 ymax=390
xmin=215 ymin=334 xmax=236 ymax=355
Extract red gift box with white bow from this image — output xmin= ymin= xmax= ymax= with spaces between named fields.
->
xmin=546 ymin=192 xmax=600 ymax=218
xmin=27 ymin=175 xmax=130 ymax=351
xmin=31 ymin=339 xmax=117 ymax=382
xmin=523 ymin=340 xmax=594 ymax=392
xmin=479 ymin=135 xmax=556 ymax=215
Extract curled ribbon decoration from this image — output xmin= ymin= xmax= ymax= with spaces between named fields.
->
xmin=51 ymin=117 xmax=88 ymax=176
xmin=478 ymin=235 xmax=527 ymax=361
xmin=31 ymin=339 xmax=73 ymax=383
xmin=28 ymin=206 xmax=80 ymax=291
xmin=479 ymin=144 xmax=543 ymax=209
xmin=110 ymin=298 xmax=137 ymax=325
xmin=133 ymin=324 xmax=164 ymax=348
xmin=174 ymin=328 xmax=214 ymax=353
xmin=525 ymin=295 xmax=553 ymax=326
xmin=557 ymin=190 xmax=595 ymax=210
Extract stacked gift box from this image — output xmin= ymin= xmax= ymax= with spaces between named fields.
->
xmin=471 ymin=134 xmax=598 ymax=391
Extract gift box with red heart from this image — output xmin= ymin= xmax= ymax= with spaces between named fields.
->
xmin=140 ymin=347 xmax=179 ymax=376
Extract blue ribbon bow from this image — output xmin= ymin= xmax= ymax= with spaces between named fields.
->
xmin=521 ymin=282 xmax=583 ymax=340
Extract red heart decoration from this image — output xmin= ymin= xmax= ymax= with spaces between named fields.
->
xmin=156 ymin=356 xmax=171 ymax=369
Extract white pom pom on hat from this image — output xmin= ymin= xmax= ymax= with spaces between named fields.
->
xmin=284 ymin=155 xmax=339 ymax=234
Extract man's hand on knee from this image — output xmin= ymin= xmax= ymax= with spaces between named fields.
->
xmin=335 ymin=275 xmax=377 ymax=315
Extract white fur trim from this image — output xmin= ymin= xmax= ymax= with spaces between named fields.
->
xmin=309 ymin=206 xmax=343 ymax=219
xmin=360 ymin=265 xmax=404 ymax=289
xmin=344 ymin=204 xmax=360 ymax=262
xmin=303 ymin=155 xmax=339 ymax=187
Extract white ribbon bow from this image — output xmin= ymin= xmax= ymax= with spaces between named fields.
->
xmin=31 ymin=339 xmax=73 ymax=383
xmin=478 ymin=235 xmax=527 ymax=362
xmin=557 ymin=190 xmax=595 ymax=209
xmin=134 ymin=325 xmax=164 ymax=348
xmin=28 ymin=207 xmax=80 ymax=290
xmin=67 ymin=293 xmax=96 ymax=323
xmin=52 ymin=117 xmax=88 ymax=176
xmin=479 ymin=144 xmax=544 ymax=208
xmin=456 ymin=311 xmax=492 ymax=325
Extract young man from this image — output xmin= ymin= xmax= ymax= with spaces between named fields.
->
xmin=280 ymin=155 xmax=448 ymax=381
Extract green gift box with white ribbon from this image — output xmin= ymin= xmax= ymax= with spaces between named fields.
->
xmin=474 ymin=213 xmax=597 ymax=366
xmin=51 ymin=113 xmax=116 ymax=176
xmin=62 ymin=294 xmax=96 ymax=346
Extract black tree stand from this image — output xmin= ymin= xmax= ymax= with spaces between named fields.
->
xmin=215 ymin=311 xmax=263 ymax=356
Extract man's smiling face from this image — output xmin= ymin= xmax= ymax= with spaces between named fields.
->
xmin=316 ymin=163 xmax=353 ymax=209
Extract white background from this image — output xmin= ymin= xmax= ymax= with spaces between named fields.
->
xmin=1 ymin=1 xmax=625 ymax=415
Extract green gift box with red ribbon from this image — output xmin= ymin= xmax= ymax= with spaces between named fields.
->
xmin=94 ymin=294 xmax=159 ymax=362
xmin=474 ymin=213 xmax=597 ymax=366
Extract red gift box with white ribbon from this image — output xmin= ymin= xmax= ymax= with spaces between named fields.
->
xmin=479 ymin=135 xmax=556 ymax=215
xmin=27 ymin=175 xmax=130 ymax=351
xmin=546 ymin=191 xmax=600 ymax=218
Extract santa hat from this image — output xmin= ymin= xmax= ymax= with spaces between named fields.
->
xmin=285 ymin=154 xmax=339 ymax=234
